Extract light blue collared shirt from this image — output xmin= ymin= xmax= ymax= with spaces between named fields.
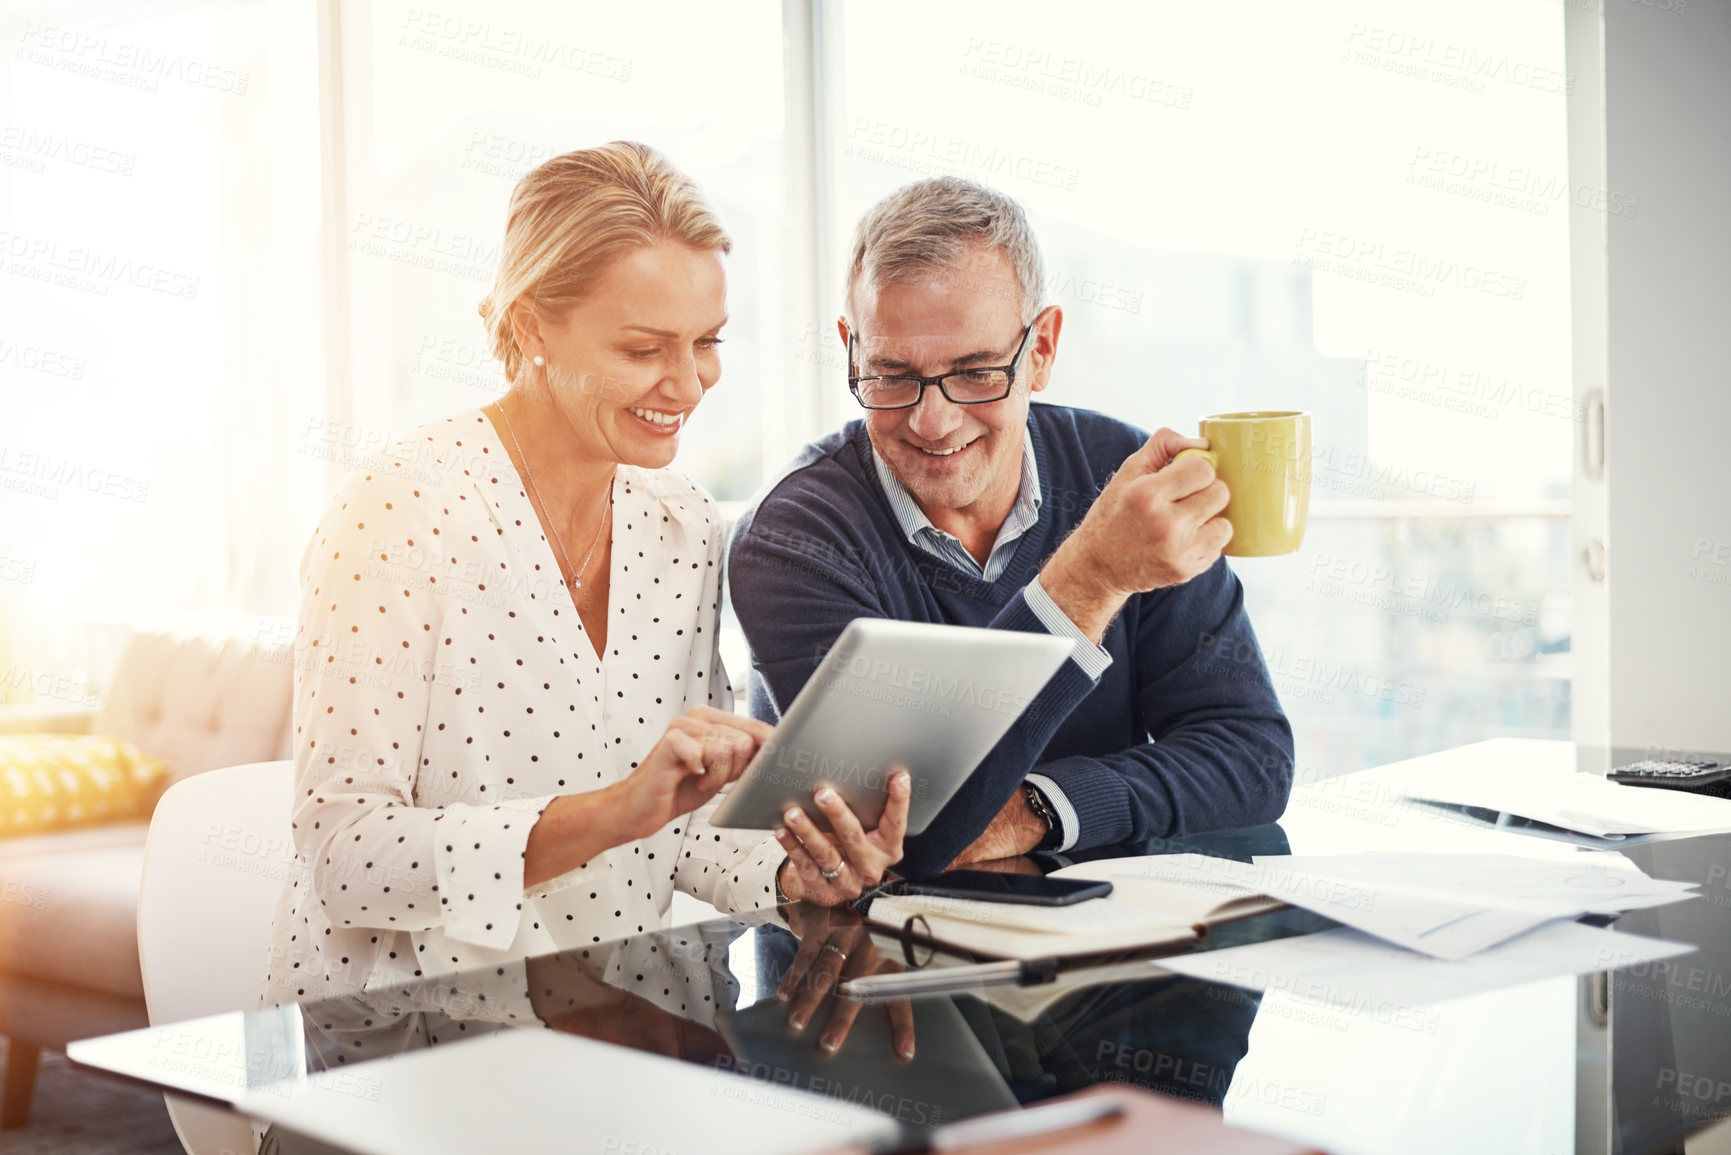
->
xmin=869 ymin=427 xmax=1111 ymax=851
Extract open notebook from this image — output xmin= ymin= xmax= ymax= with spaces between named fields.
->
xmin=864 ymin=857 xmax=1286 ymax=961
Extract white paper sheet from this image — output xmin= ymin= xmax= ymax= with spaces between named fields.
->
xmin=1077 ymin=853 xmax=1556 ymax=959
xmin=1067 ymin=851 xmax=1700 ymax=959
xmin=1245 ymin=869 xmax=1558 ymax=960
xmin=1397 ymin=755 xmax=1731 ymax=837
xmin=1157 ymin=921 xmax=1694 ymax=1009
xmin=240 ymin=1027 xmax=898 ymax=1155
xmin=1248 ymin=851 xmax=1701 ymax=916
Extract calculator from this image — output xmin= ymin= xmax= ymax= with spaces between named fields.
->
xmin=1608 ymin=759 xmax=1731 ymax=792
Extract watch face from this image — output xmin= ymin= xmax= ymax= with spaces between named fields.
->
xmin=1024 ymin=784 xmax=1059 ymax=845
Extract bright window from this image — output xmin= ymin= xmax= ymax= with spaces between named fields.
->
xmin=3 ymin=0 xmax=1575 ymax=776
xmin=336 ymin=0 xmax=788 ymax=501
xmin=1 ymin=0 xmax=322 ymax=691
xmin=836 ymin=0 xmax=1574 ymax=769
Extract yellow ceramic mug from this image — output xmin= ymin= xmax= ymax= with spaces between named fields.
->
xmin=1175 ymin=411 xmax=1312 ymax=557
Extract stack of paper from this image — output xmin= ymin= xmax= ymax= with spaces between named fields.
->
xmin=1157 ymin=920 xmax=1694 ymax=1008
xmin=1387 ymin=739 xmax=1731 ymax=840
xmin=1054 ymin=851 xmax=1700 ymax=960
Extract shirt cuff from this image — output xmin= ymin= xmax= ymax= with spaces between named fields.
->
xmin=1025 ymin=773 xmax=1080 ymax=853
xmin=433 ymin=797 xmax=554 ymax=951
xmin=1022 ymin=576 xmax=1114 ymax=680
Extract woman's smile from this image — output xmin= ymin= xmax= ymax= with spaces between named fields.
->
xmin=626 ymin=405 xmax=686 ymax=434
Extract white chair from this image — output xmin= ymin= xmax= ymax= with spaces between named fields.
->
xmin=138 ymin=760 xmax=294 ymax=1155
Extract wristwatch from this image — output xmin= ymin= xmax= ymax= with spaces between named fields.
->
xmin=774 ymin=860 xmax=792 ymax=905
xmin=1023 ymin=782 xmax=1062 ymax=850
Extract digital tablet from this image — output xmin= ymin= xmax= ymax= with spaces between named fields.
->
xmin=709 ymin=619 xmax=1072 ymax=835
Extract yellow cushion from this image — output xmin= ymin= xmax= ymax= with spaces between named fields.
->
xmin=0 ymin=734 xmax=170 ymax=837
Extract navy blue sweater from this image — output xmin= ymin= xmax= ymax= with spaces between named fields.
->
xmin=727 ymin=403 xmax=1294 ymax=877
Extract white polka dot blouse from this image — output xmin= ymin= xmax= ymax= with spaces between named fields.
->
xmin=261 ymin=410 xmax=785 ymax=1014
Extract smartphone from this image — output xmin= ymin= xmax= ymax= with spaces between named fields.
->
xmin=886 ymin=870 xmax=1113 ymax=907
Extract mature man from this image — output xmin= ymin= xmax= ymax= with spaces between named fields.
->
xmin=731 ymin=176 xmax=1293 ymax=890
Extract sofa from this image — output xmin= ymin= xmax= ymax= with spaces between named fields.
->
xmin=0 ymin=622 xmax=293 ymax=1128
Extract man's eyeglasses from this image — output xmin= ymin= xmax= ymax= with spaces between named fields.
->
xmin=847 ymin=314 xmax=1041 ymax=411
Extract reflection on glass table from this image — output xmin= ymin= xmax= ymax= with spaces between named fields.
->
xmin=70 ymin=819 xmax=1731 ymax=1155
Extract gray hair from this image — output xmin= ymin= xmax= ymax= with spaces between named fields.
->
xmin=844 ymin=177 xmax=1046 ymax=328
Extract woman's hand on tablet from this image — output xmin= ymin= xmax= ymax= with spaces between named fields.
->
xmin=614 ymin=706 xmax=774 ymax=840
xmin=526 ymin=707 xmax=771 ymax=888
xmin=774 ymin=768 xmax=910 ymax=904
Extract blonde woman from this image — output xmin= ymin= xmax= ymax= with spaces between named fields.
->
xmin=261 ymin=143 xmax=909 ymax=1031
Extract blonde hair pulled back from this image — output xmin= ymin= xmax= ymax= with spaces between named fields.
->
xmin=478 ymin=141 xmax=731 ymax=385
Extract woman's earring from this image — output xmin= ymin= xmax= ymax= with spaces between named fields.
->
xmin=532 ymin=354 xmax=545 ymax=367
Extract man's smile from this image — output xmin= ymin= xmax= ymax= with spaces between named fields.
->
xmin=910 ymin=436 xmax=980 ymax=459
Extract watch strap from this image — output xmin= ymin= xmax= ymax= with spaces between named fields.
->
xmin=1023 ymin=782 xmax=1061 ymax=850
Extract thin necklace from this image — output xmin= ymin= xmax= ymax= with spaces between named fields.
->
xmin=495 ymin=402 xmax=611 ymax=592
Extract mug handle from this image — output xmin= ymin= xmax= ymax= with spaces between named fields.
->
xmin=1172 ymin=447 xmax=1217 ymax=469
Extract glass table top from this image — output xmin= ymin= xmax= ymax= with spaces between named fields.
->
xmin=72 ymin=820 xmax=1731 ymax=1155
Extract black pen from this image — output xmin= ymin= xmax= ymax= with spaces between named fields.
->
xmin=839 ymin=957 xmax=1062 ymax=1000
